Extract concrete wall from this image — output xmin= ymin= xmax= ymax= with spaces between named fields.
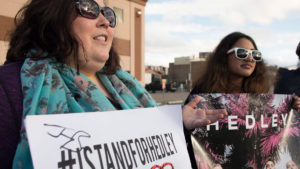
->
xmin=107 ymin=0 xmax=146 ymax=84
xmin=168 ymin=60 xmax=207 ymax=91
xmin=190 ymin=61 xmax=207 ymax=88
xmin=168 ymin=63 xmax=190 ymax=84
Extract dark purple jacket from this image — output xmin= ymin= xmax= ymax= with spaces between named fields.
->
xmin=0 ymin=61 xmax=23 ymax=169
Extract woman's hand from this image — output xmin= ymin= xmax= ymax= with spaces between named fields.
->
xmin=182 ymin=96 xmax=228 ymax=131
xmin=292 ymin=94 xmax=300 ymax=112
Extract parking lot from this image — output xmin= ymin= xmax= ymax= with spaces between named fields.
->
xmin=149 ymin=91 xmax=189 ymax=106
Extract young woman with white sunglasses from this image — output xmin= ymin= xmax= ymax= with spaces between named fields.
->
xmin=184 ymin=32 xmax=270 ymax=169
xmin=186 ymin=31 xmax=300 ymax=107
xmin=189 ymin=31 xmax=270 ymax=94
xmin=185 ymin=32 xmax=300 ymax=169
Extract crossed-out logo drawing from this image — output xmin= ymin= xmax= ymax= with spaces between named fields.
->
xmin=44 ymin=123 xmax=91 ymax=152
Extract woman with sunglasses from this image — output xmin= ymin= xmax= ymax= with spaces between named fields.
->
xmin=0 ymin=0 xmax=227 ymax=168
xmin=184 ymin=31 xmax=270 ymax=169
xmin=185 ymin=32 xmax=300 ymax=168
xmin=188 ymin=31 xmax=269 ymax=94
xmin=186 ymin=31 xmax=299 ymax=108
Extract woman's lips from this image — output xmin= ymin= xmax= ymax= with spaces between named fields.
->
xmin=240 ymin=63 xmax=252 ymax=69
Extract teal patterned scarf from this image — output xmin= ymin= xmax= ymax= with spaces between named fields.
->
xmin=13 ymin=57 xmax=157 ymax=169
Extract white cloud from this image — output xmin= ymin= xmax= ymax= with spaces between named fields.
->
xmin=265 ymin=49 xmax=298 ymax=67
xmin=145 ymin=0 xmax=300 ymax=67
xmin=145 ymin=21 xmax=217 ymax=55
xmin=145 ymin=53 xmax=175 ymax=67
xmin=146 ymin=0 xmax=300 ymax=26
xmin=146 ymin=21 xmax=213 ymax=33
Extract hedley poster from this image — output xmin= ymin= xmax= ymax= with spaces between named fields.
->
xmin=25 ymin=105 xmax=192 ymax=169
xmin=189 ymin=94 xmax=300 ymax=169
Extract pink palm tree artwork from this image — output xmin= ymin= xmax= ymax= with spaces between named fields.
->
xmin=188 ymin=93 xmax=299 ymax=169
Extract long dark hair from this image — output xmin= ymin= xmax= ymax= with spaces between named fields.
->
xmin=6 ymin=0 xmax=119 ymax=74
xmin=194 ymin=32 xmax=270 ymax=93
xmin=296 ymin=41 xmax=300 ymax=60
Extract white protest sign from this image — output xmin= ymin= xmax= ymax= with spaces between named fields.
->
xmin=25 ymin=105 xmax=192 ymax=169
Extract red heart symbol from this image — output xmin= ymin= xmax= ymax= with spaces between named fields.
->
xmin=151 ymin=162 xmax=174 ymax=169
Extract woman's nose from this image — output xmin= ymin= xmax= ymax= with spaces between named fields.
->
xmin=245 ymin=52 xmax=255 ymax=62
xmin=96 ymin=12 xmax=110 ymax=28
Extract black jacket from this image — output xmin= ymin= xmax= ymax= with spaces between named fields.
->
xmin=274 ymin=68 xmax=300 ymax=96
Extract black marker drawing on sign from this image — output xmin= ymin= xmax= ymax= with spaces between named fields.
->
xmin=44 ymin=123 xmax=91 ymax=152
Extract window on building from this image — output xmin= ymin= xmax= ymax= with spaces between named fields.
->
xmin=113 ymin=7 xmax=124 ymax=24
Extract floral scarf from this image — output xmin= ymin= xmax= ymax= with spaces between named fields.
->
xmin=13 ymin=57 xmax=157 ymax=169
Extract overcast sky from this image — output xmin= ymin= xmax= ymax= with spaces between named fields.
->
xmin=145 ymin=0 xmax=300 ymax=68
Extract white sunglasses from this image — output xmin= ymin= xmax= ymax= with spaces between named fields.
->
xmin=227 ymin=47 xmax=262 ymax=62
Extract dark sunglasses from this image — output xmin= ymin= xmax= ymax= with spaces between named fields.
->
xmin=227 ymin=47 xmax=262 ymax=62
xmin=75 ymin=0 xmax=116 ymax=28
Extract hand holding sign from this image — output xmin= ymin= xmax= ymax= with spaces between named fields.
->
xmin=182 ymin=96 xmax=228 ymax=130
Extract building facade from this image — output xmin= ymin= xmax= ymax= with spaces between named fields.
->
xmin=0 ymin=0 xmax=147 ymax=83
xmin=145 ymin=65 xmax=168 ymax=84
xmin=168 ymin=56 xmax=207 ymax=90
